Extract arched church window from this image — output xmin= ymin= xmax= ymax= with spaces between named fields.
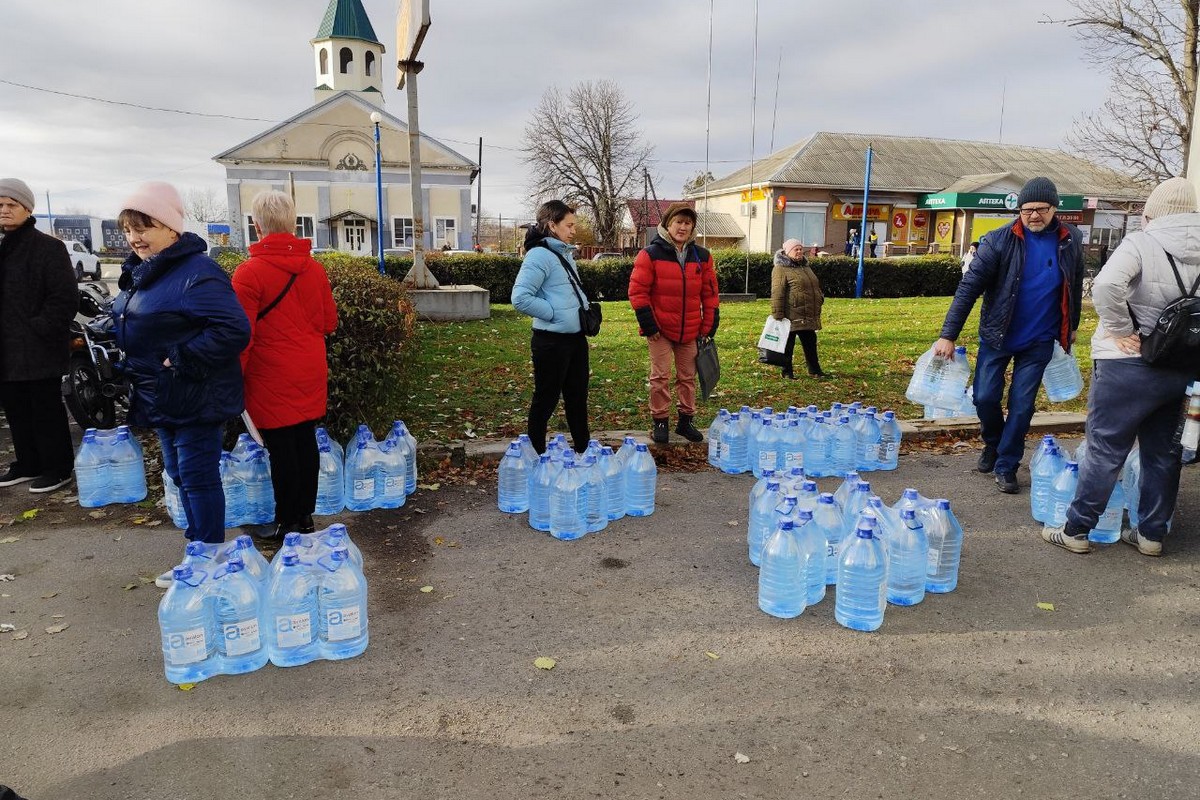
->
xmin=339 ymin=47 xmax=353 ymax=74
xmin=319 ymin=48 xmax=329 ymax=75
xmin=365 ymin=51 xmax=375 ymax=77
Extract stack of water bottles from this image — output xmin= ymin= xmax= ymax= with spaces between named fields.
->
xmin=315 ymin=426 xmax=345 ymax=515
xmin=497 ymin=433 xmax=657 ymax=541
xmin=163 ymin=434 xmax=275 ymax=530
xmin=343 ymin=420 xmax=418 ymax=512
xmin=75 ymin=425 xmax=148 ymax=507
xmin=1030 ymin=434 xmax=1141 ymax=544
xmin=705 ymin=403 xmax=903 ymax=479
xmin=749 ymin=470 xmax=964 ymax=631
xmin=157 ymin=523 xmax=368 ymax=684
xmin=907 ymin=344 xmax=974 ymax=420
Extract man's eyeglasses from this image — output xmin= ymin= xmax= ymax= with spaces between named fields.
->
xmin=1019 ymin=205 xmax=1053 ymax=217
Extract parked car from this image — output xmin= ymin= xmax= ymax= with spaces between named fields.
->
xmin=384 ymin=247 xmax=413 ymax=257
xmin=63 ymin=239 xmax=101 ymax=281
xmin=592 ymin=252 xmax=624 ymax=261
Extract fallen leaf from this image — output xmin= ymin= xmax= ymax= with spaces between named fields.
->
xmin=534 ymin=656 xmax=557 ymax=670
xmin=1036 ymin=602 xmax=1055 ymax=612
xmin=419 ymin=585 xmax=434 ymax=593
xmin=44 ymin=623 xmax=69 ymax=634
xmin=705 ymin=651 xmax=720 ymax=660
xmin=12 ymin=630 xmax=28 ymax=640
xmin=146 ymin=520 xmax=163 ymax=527
xmin=417 ymin=483 xmax=440 ymax=491
xmin=0 ymin=575 xmax=14 ymax=582
xmin=123 ymin=583 xmax=137 ymax=591
xmin=447 ymin=541 xmax=460 ymax=548
xmin=0 ymin=536 xmax=19 ymax=544
xmin=41 ymin=592 xmax=58 ymax=599
xmin=51 ymin=614 xmax=65 ymax=619
xmin=112 ymin=536 xmax=122 ymax=542
xmin=413 ymin=508 xmax=427 ymax=514
xmin=20 ymin=509 xmax=39 ymax=520
xmin=433 ymin=536 xmax=445 ymax=546
xmin=177 ymin=683 xmax=197 ymax=691
xmin=0 ymin=623 xmax=14 ymax=632
xmin=130 ymin=516 xmax=148 ymax=525
xmin=734 ymin=752 xmax=751 ymax=764
xmin=88 ymin=510 xmax=107 ymax=519
xmin=135 ymin=500 xmax=156 ymax=509
xmin=726 ymin=520 xmax=738 ymax=527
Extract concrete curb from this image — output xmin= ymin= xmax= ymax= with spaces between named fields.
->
xmin=416 ymin=412 xmax=1088 ymax=468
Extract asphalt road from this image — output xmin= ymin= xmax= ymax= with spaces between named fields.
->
xmin=1 ymin=436 xmax=1198 ymax=799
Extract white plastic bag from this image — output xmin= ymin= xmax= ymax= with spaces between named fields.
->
xmin=757 ymin=316 xmax=791 ymax=353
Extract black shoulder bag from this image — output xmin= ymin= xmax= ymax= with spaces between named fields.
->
xmin=257 ymin=273 xmax=298 ymax=321
xmin=541 ymin=244 xmax=602 ymax=337
xmin=1127 ymin=251 xmax=1200 ymax=373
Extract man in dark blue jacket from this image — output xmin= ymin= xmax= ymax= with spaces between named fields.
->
xmin=933 ymin=177 xmax=1084 ymax=494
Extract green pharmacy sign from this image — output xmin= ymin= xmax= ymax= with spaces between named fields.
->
xmin=919 ymin=192 xmax=1083 ymax=212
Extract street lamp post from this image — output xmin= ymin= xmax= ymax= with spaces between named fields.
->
xmin=370 ymin=111 xmax=386 ymax=276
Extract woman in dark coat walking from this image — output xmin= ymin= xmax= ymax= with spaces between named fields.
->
xmin=770 ymin=238 xmax=825 ymax=378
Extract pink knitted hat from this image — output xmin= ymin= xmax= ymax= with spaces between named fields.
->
xmin=121 ymin=181 xmax=185 ymax=233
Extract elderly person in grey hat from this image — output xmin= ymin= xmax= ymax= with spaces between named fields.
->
xmin=0 ymin=178 xmax=78 ymax=493
xmin=933 ymin=176 xmax=1084 ymax=495
xmin=770 ymin=237 xmax=825 ymax=379
xmin=1043 ymin=177 xmax=1200 ymax=556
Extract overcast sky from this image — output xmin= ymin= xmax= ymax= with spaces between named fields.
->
xmin=1 ymin=0 xmax=1108 ymax=222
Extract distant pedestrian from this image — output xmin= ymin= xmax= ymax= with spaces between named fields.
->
xmin=771 ymin=238 xmax=825 ymax=379
xmin=962 ymin=241 xmax=979 ymax=275
xmin=844 ymin=229 xmax=853 ymax=256
xmin=629 ymin=202 xmax=720 ymax=444
xmin=0 ymin=178 xmax=78 ymax=494
xmin=868 ymin=229 xmax=878 ymax=257
xmin=848 ymin=228 xmax=860 ymax=257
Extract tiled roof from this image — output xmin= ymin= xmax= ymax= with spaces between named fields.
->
xmin=626 ymin=199 xmax=689 ymax=229
xmin=697 ymin=132 xmax=1147 ymax=201
xmin=315 ymin=0 xmax=381 ymax=46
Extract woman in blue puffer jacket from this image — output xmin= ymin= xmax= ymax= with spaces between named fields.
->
xmin=111 ymin=182 xmax=250 ymax=586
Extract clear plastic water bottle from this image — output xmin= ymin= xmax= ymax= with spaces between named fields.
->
xmin=315 ymin=441 xmax=345 ymax=516
xmin=583 ymin=438 xmax=603 ymax=462
xmin=219 ymin=451 xmax=246 ymax=528
xmin=1047 ymin=460 xmax=1080 ymax=528
xmin=779 ymin=419 xmax=805 ymax=473
xmin=833 ymin=471 xmax=861 ymax=509
xmin=1073 ymin=440 xmax=1089 ymax=471
xmin=317 ymin=547 xmax=369 ymax=660
xmin=793 ymin=508 xmax=827 ymax=607
xmin=1090 ymin=479 xmax=1124 ymax=544
xmin=527 ymin=454 xmax=553 ymax=532
xmin=854 ymin=411 xmax=882 ymax=472
xmin=549 ymin=461 xmax=588 ymax=541
xmin=720 ymin=412 xmax=748 ymax=474
xmin=1029 ymin=435 xmax=1058 ymax=474
xmin=795 ymin=478 xmax=820 ymax=510
xmin=269 ymin=532 xmax=306 ymax=580
xmin=803 ymin=415 xmax=832 ymax=477
xmin=110 ymin=429 xmax=147 ymax=503
xmin=1042 ymin=342 xmax=1084 ymax=402
xmin=75 ymin=431 xmax=105 ymax=507
xmin=925 ymin=499 xmax=963 ymax=593
xmin=814 ymin=492 xmax=844 ymax=585
xmin=830 ymin=417 xmax=856 ymax=474
xmin=516 ymin=434 xmax=538 ymax=469
xmin=781 ymin=467 xmax=807 ymax=495
xmin=344 ymin=426 xmax=382 ymax=512
xmin=161 ymin=470 xmax=189 ymax=529
xmin=598 ymin=446 xmax=624 ymax=522
xmin=316 ymin=426 xmax=344 ymax=465
xmin=212 ymin=557 xmax=269 ymax=675
xmin=840 ymin=481 xmax=872 ymax=549
xmin=758 ymin=519 xmax=807 ymax=619
xmin=266 ymin=552 xmax=321 ymax=667
xmin=1122 ymin=449 xmax=1141 ymax=528
xmin=242 ymin=447 xmax=275 ymax=525
xmin=749 ymin=468 xmax=775 ymax=508
xmin=625 ymin=444 xmax=657 ymax=517
xmin=615 ymin=435 xmax=637 ymax=469
xmin=374 ymin=442 xmax=405 ymax=509
xmin=220 ymin=534 xmax=271 ymax=584
xmin=384 ymin=420 xmax=418 ymax=495
xmin=582 ymin=455 xmax=608 ymax=533
xmin=936 ymin=346 xmax=971 ymax=408
xmin=315 ymin=523 xmax=363 ymax=570
xmin=230 ymin=433 xmax=256 ymax=463
xmin=707 ymin=409 xmax=730 ymax=467
xmin=746 ymin=412 xmax=764 ymax=475
xmin=497 ymin=441 xmax=531 ymax=513
xmin=865 ymin=496 xmax=900 ymax=550
xmin=887 ymin=509 xmax=927 ymax=607
xmin=906 ymin=346 xmax=948 ymax=406
xmin=748 ymin=479 xmax=782 ymax=567
xmin=1030 ymin=442 xmax=1064 ymax=523
xmin=546 ymin=439 xmax=564 ymax=464
xmin=158 ymin=564 xmax=217 ymax=684
xmin=835 ymin=522 xmax=888 ymax=632
xmin=876 ymin=411 xmax=901 ymax=471
xmin=754 ymin=418 xmax=780 ymax=478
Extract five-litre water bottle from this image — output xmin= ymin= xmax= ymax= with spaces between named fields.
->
xmin=528 ymin=454 xmax=555 ymax=533
xmin=793 ymin=508 xmax=827 ymax=607
xmin=344 ymin=426 xmax=383 ymax=512
xmin=516 ymin=433 xmax=538 ymax=468
xmin=162 ymin=470 xmax=189 ymax=529
xmin=749 ymin=468 xmax=775 ymax=509
xmin=814 ymin=492 xmax=844 ymax=585
xmin=211 ymin=557 xmax=269 ymax=675
xmin=830 ymin=416 xmax=856 ymax=475
xmin=1042 ymin=342 xmax=1084 ymax=402
xmin=111 ymin=429 xmax=148 ymax=503
xmin=75 ymin=431 xmax=105 ymax=507
xmin=314 ymin=523 xmax=363 ymax=569
xmin=241 ymin=447 xmax=275 ymax=525
xmin=719 ymin=412 xmax=748 ymax=474
xmin=582 ymin=455 xmax=608 ymax=533
xmin=779 ymin=419 xmax=805 ymax=473
xmin=220 ymin=534 xmax=271 ymax=584
xmin=315 ymin=440 xmax=345 ymax=516
xmin=748 ymin=479 xmax=783 ymax=567
xmin=794 ymin=478 xmax=820 ymax=510
xmin=906 ymin=346 xmax=948 ymax=406
xmin=754 ymin=418 xmax=781 ymax=478
xmin=158 ymin=564 xmax=217 ymax=684
xmin=707 ymin=409 xmax=730 ymax=467
xmin=876 ymin=411 xmax=901 ymax=471
xmin=1030 ymin=441 xmax=1064 ymax=523
xmin=376 ymin=442 xmax=407 ymax=510
xmin=833 ymin=471 xmax=860 ymax=509
xmin=840 ymin=481 xmax=872 ymax=548
xmin=746 ymin=413 xmax=765 ymax=475
xmin=1047 ymin=460 xmax=1080 ymax=528
xmin=266 ymin=552 xmax=321 ymax=667
xmin=865 ymin=496 xmax=900 ymax=550
xmin=937 ymin=346 xmax=971 ymax=408
xmin=497 ymin=442 xmax=531 ymax=513
xmin=385 ymin=420 xmax=419 ymax=495
xmin=803 ymin=415 xmax=832 ymax=477
xmin=835 ymin=521 xmax=887 ymax=632
xmin=925 ymin=499 xmax=963 ymax=593
xmin=221 ymin=452 xmax=247 ymax=528
xmin=316 ymin=547 xmax=369 ymax=660
xmin=616 ymin=435 xmax=638 ymax=470
xmin=625 ymin=444 xmax=657 ymax=517
xmin=600 ymin=446 xmax=625 ymax=522
xmin=549 ymin=461 xmax=587 ymax=540
xmin=1090 ymin=479 xmax=1124 ymax=544
xmin=854 ymin=410 xmax=882 ymax=472
xmin=758 ymin=518 xmax=807 ymax=618
xmin=886 ymin=509 xmax=927 ymax=607
xmin=317 ymin=427 xmax=344 ymax=464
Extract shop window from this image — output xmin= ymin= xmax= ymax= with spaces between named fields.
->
xmin=783 ymin=208 xmax=827 ymax=248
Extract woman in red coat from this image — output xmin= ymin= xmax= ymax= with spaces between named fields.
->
xmin=233 ymin=190 xmax=338 ymax=539
xmin=629 ymin=203 xmax=720 ymax=443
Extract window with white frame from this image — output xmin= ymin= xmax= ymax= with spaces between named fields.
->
xmin=246 ymin=215 xmax=259 ymax=244
xmin=295 ymin=216 xmax=315 ymax=240
xmin=392 ymin=217 xmax=414 ymax=247
xmin=435 ymin=217 xmax=457 ymax=248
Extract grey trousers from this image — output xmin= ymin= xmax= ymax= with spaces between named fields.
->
xmin=1067 ymin=358 xmax=1193 ymax=541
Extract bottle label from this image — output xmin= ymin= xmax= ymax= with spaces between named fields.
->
xmin=865 ymin=443 xmax=880 ymax=462
xmin=384 ymin=475 xmax=404 ymax=495
xmin=223 ymin=618 xmax=262 ymax=656
xmin=352 ymin=477 xmax=375 ymax=500
xmin=1097 ymin=507 xmax=1122 ymax=530
xmin=164 ymin=627 xmax=208 ymax=665
xmin=326 ymin=605 xmax=362 ymax=641
xmin=276 ymin=612 xmax=314 ymax=648
xmin=885 ymin=442 xmax=898 ymax=458
xmin=926 ymin=545 xmax=941 ymax=576
xmin=759 ymin=450 xmax=777 ymax=469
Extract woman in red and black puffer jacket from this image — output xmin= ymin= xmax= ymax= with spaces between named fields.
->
xmin=628 ymin=202 xmax=719 ymax=444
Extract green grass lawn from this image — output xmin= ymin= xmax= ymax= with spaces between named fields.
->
xmin=395 ymin=298 xmax=1096 ymax=443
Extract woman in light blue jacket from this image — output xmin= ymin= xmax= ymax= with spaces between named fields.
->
xmin=512 ymin=200 xmax=591 ymax=454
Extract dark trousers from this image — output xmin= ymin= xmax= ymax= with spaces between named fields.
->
xmin=782 ymin=330 xmax=822 ymax=376
xmin=157 ymin=423 xmax=225 ymax=544
xmin=973 ymin=339 xmax=1055 ymax=475
xmin=259 ymin=419 xmax=319 ymax=527
xmin=528 ymin=329 xmax=590 ymax=454
xmin=1067 ymin=358 xmax=1192 ymax=541
xmin=0 ymin=377 xmax=75 ymax=478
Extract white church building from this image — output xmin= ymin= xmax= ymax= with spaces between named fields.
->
xmin=214 ymin=0 xmax=478 ymax=253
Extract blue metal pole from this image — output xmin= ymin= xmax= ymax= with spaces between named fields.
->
xmin=373 ymin=119 xmax=386 ymax=276
xmin=855 ymin=143 xmax=873 ymax=299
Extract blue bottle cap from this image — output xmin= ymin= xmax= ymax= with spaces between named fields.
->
xmin=225 ymin=558 xmax=244 ymax=573
xmin=762 ymin=406 xmax=773 ymax=414
xmin=624 ymin=435 xmax=636 ymax=444
xmin=780 ymin=519 xmax=795 ymax=530
xmin=234 ymin=534 xmax=253 ymax=549
xmin=330 ymin=524 xmax=347 ymax=536
xmin=788 ymin=419 xmax=799 ymax=427
xmin=766 ymin=480 xmax=780 ymax=491
xmin=856 ymin=481 xmax=871 ymax=492
xmin=331 ymin=548 xmax=349 ymax=562
xmin=635 ymin=444 xmax=648 ymax=452
xmin=1066 ymin=461 xmax=1079 ymax=471
xmin=797 ymin=508 xmax=813 ymax=521
xmin=839 ymin=415 xmax=850 ymax=424
xmin=844 ymin=471 xmax=859 ymax=480
xmin=601 ymin=446 xmax=614 ymax=455
xmin=856 ymin=525 xmax=875 ymax=539
xmin=539 ymin=454 xmax=551 ymax=463
xmin=719 ymin=407 xmax=730 ymax=415
xmin=740 ymin=405 xmax=751 ymax=412
xmin=781 ymin=494 xmax=798 ymax=506
xmin=584 ymin=456 xmax=597 ymax=465
xmin=883 ymin=410 xmax=895 ymax=419
xmin=847 ymin=407 xmax=858 ymax=416
xmin=789 ymin=467 xmax=804 ymax=477
xmin=900 ymin=508 xmax=916 ymax=520
xmin=283 ymin=532 xmax=302 ymax=546
xmin=507 ymin=442 xmax=522 ymax=455
xmin=562 ymin=462 xmax=575 ymax=470
xmin=955 ymin=345 xmax=967 ymax=354
xmin=589 ymin=439 xmax=600 ymax=447
xmin=802 ymin=480 xmax=817 ymax=492
xmin=185 ymin=541 xmax=206 ymax=556
xmin=903 ymin=488 xmax=919 ymax=499
xmin=866 ymin=406 xmax=877 ymax=414
xmin=762 ymin=417 xmax=771 ymax=426
xmin=867 ymin=497 xmax=883 ymax=507
xmin=282 ymin=553 xmax=301 ymax=566
xmin=818 ymin=493 xmax=835 ymax=504
xmin=172 ymin=564 xmax=193 ymax=580
xmin=936 ymin=499 xmax=951 ymax=510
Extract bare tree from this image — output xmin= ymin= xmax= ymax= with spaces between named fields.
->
xmin=183 ymin=186 xmax=228 ymax=223
xmin=522 ymin=81 xmax=654 ymax=248
xmin=1049 ymin=0 xmax=1199 ymax=181
xmin=682 ymin=170 xmax=716 ymax=195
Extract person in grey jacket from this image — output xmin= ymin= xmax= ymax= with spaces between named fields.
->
xmin=1043 ymin=177 xmax=1200 ymax=556
xmin=511 ymin=200 xmax=591 ymax=454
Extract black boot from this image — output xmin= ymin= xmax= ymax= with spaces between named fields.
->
xmin=652 ymin=418 xmax=670 ymax=444
xmin=675 ymin=413 xmax=704 ymax=442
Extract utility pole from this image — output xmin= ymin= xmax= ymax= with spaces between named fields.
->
xmin=475 ymin=137 xmax=482 ymax=248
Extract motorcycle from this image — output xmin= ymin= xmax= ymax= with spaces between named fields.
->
xmin=62 ymin=281 xmax=128 ymax=430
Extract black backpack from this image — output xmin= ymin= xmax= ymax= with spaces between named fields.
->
xmin=1129 ymin=250 xmax=1200 ymax=373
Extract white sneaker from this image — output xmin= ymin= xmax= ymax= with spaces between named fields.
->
xmin=1120 ymin=527 xmax=1162 ymax=557
xmin=154 ymin=570 xmax=174 ymax=589
xmin=1042 ymin=524 xmax=1091 ymax=554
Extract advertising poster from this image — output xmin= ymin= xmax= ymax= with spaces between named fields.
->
xmin=934 ymin=211 xmax=955 ymax=249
